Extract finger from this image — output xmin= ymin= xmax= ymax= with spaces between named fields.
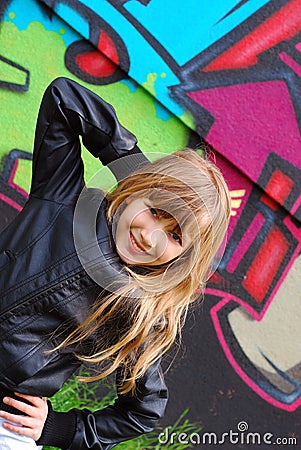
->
xmin=0 ymin=410 xmax=29 ymax=426
xmin=14 ymin=392 xmax=46 ymax=407
xmin=0 ymin=412 xmax=37 ymax=434
xmin=1 ymin=420 xmax=38 ymax=439
xmin=2 ymin=397 xmax=34 ymax=416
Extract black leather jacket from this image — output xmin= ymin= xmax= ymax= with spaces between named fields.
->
xmin=0 ymin=77 xmax=168 ymax=449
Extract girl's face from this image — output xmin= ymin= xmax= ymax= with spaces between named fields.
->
xmin=115 ymin=197 xmax=187 ymax=266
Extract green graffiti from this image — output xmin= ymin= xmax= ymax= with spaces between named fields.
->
xmin=0 ymin=59 xmax=27 ymax=86
xmin=179 ymin=109 xmax=195 ymax=130
xmin=0 ymin=21 xmax=188 ymax=191
xmin=142 ymin=72 xmax=157 ymax=97
xmin=13 ymin=158 xmax=32 ymax=194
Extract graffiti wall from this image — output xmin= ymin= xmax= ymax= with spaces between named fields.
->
xmin=1 ymin=0 xmax=301 ymax=447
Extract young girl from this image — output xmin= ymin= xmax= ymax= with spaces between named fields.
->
xmin=0 ymin=77 xmax=231 ymax=449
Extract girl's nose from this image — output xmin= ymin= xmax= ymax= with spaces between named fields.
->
xmin=140 ymin=228 xmax=153 ymax=249
xmin=140 ymin=226 xmax=166 ymax=250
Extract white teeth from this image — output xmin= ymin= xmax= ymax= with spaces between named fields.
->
xmin=130 ymin=234 xmax=145 ymax=253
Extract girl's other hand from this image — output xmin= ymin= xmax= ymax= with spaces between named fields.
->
xmin=0 ymin=393 xmax=48 ymax=441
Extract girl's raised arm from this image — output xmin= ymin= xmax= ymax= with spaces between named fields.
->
xmin=30 ymin=77 xmax=147 ymax=203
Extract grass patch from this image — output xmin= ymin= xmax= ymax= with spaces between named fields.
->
xmin=43 ymin=370 xmax=201 ymax=450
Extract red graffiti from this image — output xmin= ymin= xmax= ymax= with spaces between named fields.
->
xmin=203 ymin=0 xmax=301 ymax=71
xmin=75 ymin=30 xmax=119 ymax=78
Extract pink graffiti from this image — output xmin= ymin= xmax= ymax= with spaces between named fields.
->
xmin=188 ymin=80 xmax=301 ymax=184
xmin=0 ymin=193 xmax=22 ymax=212
xmin=8 ymin=158 xmax=29 ymax=199
xmin=209 ymin=279 xmax=301 ymax=412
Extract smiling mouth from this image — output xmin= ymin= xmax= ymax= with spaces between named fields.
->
xmin=129 ymin=231 xmax=147 ymax=254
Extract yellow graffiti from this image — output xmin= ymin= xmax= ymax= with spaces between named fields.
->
xmin=230 ymin=189 xmax=246 ymax=216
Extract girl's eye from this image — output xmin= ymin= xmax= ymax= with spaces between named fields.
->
xmin=171 ymin=233 xmax=182 ymax=244
xmin=149 ymin=207 xmax=158 ymax=217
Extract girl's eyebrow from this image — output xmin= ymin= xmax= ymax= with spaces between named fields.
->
xmin=145 ymin=200 xmax=185 ymax=239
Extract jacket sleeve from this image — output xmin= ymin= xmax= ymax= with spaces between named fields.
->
xmin=37 ymin=359 xmax=168 ymax=450
xmin=30 ymin=77 xmax=148 ymax=203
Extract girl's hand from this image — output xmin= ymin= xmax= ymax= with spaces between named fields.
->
xmin=0 ymin=393 xmax=48 ymax=441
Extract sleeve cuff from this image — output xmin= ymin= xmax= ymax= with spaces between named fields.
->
xmin=106 ymin=146 xmax=149 ymax=182
xmin=36 ymin=400 xmax=77 ymax=449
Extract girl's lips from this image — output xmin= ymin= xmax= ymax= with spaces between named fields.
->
xmin=129 ymin=231 xmax=148 ymax=255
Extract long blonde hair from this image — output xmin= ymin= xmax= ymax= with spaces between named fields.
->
xmin=59 ymin=148 xmax=231 ymax=394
